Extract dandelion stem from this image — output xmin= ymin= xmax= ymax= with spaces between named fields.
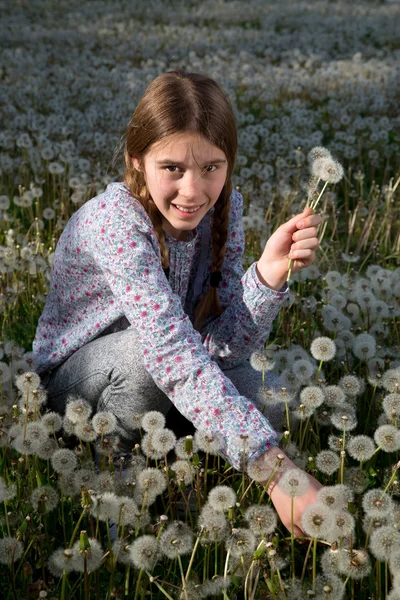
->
xmin=145 ymin=573 xmax=174 ymax=600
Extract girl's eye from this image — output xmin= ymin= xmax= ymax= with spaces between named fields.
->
xmin=165 ymin=166 xmax=180 ymax=173
xmin=203 ymin=165 xmax=217 ymax=173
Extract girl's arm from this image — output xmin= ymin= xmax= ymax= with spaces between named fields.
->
xmin=200 ymin=190 xmax=289 ymax=369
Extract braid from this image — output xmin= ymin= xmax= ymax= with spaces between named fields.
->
xmin=193 ymin=183 xmax=232 ymax=333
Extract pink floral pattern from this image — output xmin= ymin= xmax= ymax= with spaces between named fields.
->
xmin=33 ymin=183 xmax=289 ymax=469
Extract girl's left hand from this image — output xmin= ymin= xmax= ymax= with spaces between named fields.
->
xmin=257 ymin=208 xmax=323 ymax=290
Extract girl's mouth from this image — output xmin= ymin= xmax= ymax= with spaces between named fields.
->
xmin=172 ymin=204 xmax=205 ymax=217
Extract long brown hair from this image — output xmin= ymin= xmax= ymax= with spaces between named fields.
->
xmin=124 ymin=70 xmax=238 ymax=333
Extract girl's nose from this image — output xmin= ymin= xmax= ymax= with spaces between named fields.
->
xmin=179 ymin=172 xmax=201 ymax=199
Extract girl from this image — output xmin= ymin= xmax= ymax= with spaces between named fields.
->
xmin=33 ymin=70 xmax=322 ymax=535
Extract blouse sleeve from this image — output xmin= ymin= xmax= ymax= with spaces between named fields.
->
xmin=89 ymin=197 xmax=278 ymax=471
xmin=201 ymin=190 xmax=289 ymax=368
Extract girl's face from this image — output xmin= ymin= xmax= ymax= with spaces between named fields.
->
xmin=132 ymin=132 xmax=228 ymax=241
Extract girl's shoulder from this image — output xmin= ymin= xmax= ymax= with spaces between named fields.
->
xmin=70 ymin=182 xmax=153 ymax=235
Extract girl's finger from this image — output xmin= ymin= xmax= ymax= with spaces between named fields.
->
xmin=291 ymin=239 xmax=319 ymax=252
xmin=288 ymin=249 xmax=316 ymax=260
xmin=292 ymin=227 xmax=318 ymax=242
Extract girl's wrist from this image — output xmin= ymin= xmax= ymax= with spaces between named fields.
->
xmin=255 ymin=261 xmax=286 ymax=291
xmin=250 ymin=446 xmax=295 ymax=495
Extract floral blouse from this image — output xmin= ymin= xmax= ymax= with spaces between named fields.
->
xmin=33 ymin=182 xmax=289 ymax=470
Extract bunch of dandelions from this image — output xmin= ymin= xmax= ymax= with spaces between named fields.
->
xmin=287 ymin=146 xmax=344 ymax=281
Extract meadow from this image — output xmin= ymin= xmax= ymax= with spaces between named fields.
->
xmin=0 ymin=0 xmax=400 ymax=598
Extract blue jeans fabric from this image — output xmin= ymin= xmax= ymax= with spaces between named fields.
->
xmin=41 ymin=327 xmax=284 ymax=448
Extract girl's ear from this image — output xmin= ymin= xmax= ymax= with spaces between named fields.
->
xmin=132 ymin=156 xmax=142 ymax=171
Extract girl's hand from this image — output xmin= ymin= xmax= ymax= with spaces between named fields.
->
xmin=256 ymin=208 xmax=323 ymax=290
xmin=250 ymin=446 xmax=322 ymax=536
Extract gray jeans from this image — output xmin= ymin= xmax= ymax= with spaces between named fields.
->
xmin=42 ymin=327 xmax=284 ymax=448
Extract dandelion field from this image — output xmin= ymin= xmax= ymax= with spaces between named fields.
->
xmin=1 ymin=0 xmax=400 ymax=598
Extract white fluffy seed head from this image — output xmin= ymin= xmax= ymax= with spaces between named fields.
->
xmin=249 ymin=349 xmax=275 ymax=372
xmin=310 ymin=337 xmax=337 ymax=362
xmin=362 ymin=489 xmax=394 ymax=518
xmin=308 ymin=146 xmax=333 ymax=163
xmin=150 ymin=428 xmax=176 ymax=454
xmin=278 ymin=468 xmax=310 ymax=497
xmin=311 ymin=157 xmax=344 ymax=183
xmin=338 ymin=375 xmax=362 ymax=398
xmin=301 ymin=503 xmax=335 ymax=540
xmin=317 ymin=485 xmax=353 ymax=512
xmin=383 ymin=394 xmax=400 ymax=419
xmin=0 ymin=537 xmax=24 ymax=565
xmin=374 ymin=425 xmax=400 ymax=453
xmin=198 ymin=505 xmax=229 ymax=543
xmin=353 ymin=333 xmax=376 ymax=361
xmin=71 ymin=538 xmax=103 ymax=573
xmin=31 ymin=485 xmax=59 ymax=513
xmin=207 ymin=486 xmax=237 ymax=512
xmin=92 ymin=411 xmax=117 ymax=435
xmin=160 ymin=521 xmax=193 ymax=559
xmin=315 ymin=451 xmax=341 ymax=475
xmin=244 ymin=504 xmax=277 ymax=536
xmin=300 ymin=386 xmax=325 ymax=409
xmin=65 ymin=396 xmax=92 ymax=424
xmin=141 ymin=411 xmax=166 ymax=432
xmin=382 ymin=368 xmax=400 ymax=393
xmin=369 ymin=525 xmax=400 ymax=561
xmin=336 ymin=548 xmax=371 ymax=580
xmin=51 ymin=448 xmax=78 ymax=474
xmin=347 ymin=435 xmax=376 ymax=462
xmin=226 ymin=527 xmax=256 ymax=558
xmin=323 ymin=385 xmax=346 ymax=408
xmin=129 ymin=535 xmax=160 ymax=570
xmin=194 ymin=430 xmax=222 ymax=455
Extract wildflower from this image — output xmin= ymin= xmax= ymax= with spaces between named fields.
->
xmin=41 ymin=411 xmax=63 ymax=433
xmin=0 ymin=362 xmax=11 ymax=385
xmin=74 ymin=421 xmax=97 ymax=442
xmin=362 ymin=489 xmax=394 ymax=518
xmin=0 ymin=537 xmax=24 ymax=564
xmin=301 ymin=503 xmax=335 ymax=540
xmin=324 ymin=271 xmax=342 ymax=289
xmin=90 ymin=491 xmax=120 ymax=522
xmin=31 ymin=485 xmax=59 ymax=513
xmin=171 ymin=460 xmax=193 ymax=485
xmin=141 ymin=410 xmax=166 ymax=432
xmin=249 ymin=349 xmax=275 ymax=372
xmin=310 ymin=337 xmax=336 ymax=362
xmin=323 ymin=385 xmax=346 ymax=408
xmin=14 ymin=371 xmax=41 ymax=393
xmin=353 ymin=333 xmax=376 ymax=361
xmin=338 ymin=375 xmax=362 ymax=397
xmin=92 ymin=411 xmax=117 ymax=435
xmin=74 ymin=468 xmax=98 ymax=492
xmin=336 ymin=548 xmax=371 ymax=580
xmin=247 ymin=452 xmax=286 ymax=482
xmin=315 ymin=450 xmax=341 ymax=475
xmin=244 ymin=504 xmax=277 ymax=536
xmin=300 ymin=386 xmax=325 ymax=409
xmin=315 ymin=573 xmax=345 ymax=599
xmin=199 ymin=575 xmax=231 ymax=597
xmin=331 ymin=409 xmax=358 ymax=432
xmin=65 ymin=396 xmax=92 ymax=424
xmin=292 ymin=359 xmax=315 ymax=383
xmin=48 ymin=548 xmax=75 ymax=577
xmin=311 ymin=157 xmax=344 ymax=184
xmin=137 ymin=468 xmax=167 ymax=504
xmin=35 ymin=437 xmax=58 ymax=460
xmin=175 ymin=435 xmax=198 ymax=460
xmin=0 ymin=478 xmax=16 ymax=502
xmin=382 ymin=368 xmax=400 ymax=393
xmin=362 ymin=515 xmax=392 ymax=535
xmin=317 ymin=485 xmax=353 ymax=512
xmin=150 ymin=427 xmax=176 ymax=454
xmin=112 ymin=539 xmax=132 ymax=565
xmin=71 ymin=537 xmax=103 ymax=572
xmin=198 ymin=505 xmax=229 ymax=543
xmin=336 ymin=330 xmax=355 ymax=349
xmin=97 ymin=472 xmax=115 ymax=493
xmin=226 ymin=527 xmax=256 ymax=558
xmin=347 ymin=435 xmax=376 ymax=462
xmin=308 ymin=146 xmax=333 ymax=163
xmin=13 ymin=435 xmax=36 ymax=455
xmin=194 ymin=430 xmax=222 ymax=455
xmin=374 ymin=425 xmax=400 ymax=452
xmin=141 ymin=432 xmax=163 ymax=460
xmin=115 ymin=496 xmax=140 ymax=526
xmin=369 ymin=525 xmax=400 ymax=561
xmin=273 ymin=350 xmax=290 ymax=373
xmin=292 ymin=402 xmax=315 ymax=421
xmin=344 ymin=467 xmax=368 ymax=494
xmin=278 ymin=468 xmax=310 ymax=497
xmin=160 ymin=521 xmax=193 ymax=559
xmin=207 ymin=486 xmax=236 ymax=512
xmin=382 ymin=394 xmax=400 ymax=420
xmin=326 ymin=511 xmax=356 ymax=543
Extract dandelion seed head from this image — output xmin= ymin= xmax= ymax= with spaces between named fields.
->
xmin=207 ymin=485 xmax=237 ymax=512
xmin=194 ymin=430 xmax=222 ymax=455
xmin=150 ymin=427 xmax=176 ymax=454
xmin=31 ymin=485 xmax=59 ymax=513
xmin=141 ymin=410 xmax=166 ymax=432
xmin=353 ymin=333 xmax=376 ymax=360
xmin=71 ymin=537 xmax=103 ymax=573
xmin=326 ymin=511 xmax=356 ymax=544
xmin=383 ymin=394 xmax=400 ymax=419
xmin=13 ymin=434 xmax=36 ymax=455
xmin=174 ymin=436 xmax=198 ymax=460
xmin=198 ymin=505 xmax=229 ymax=543
xmin=317 ymin=485 xmax=353 ymax=512
xmin=374 ymin=425 xmax=400 ymax=453
xmin=65 ymin=396 xmax=92 ymax=424
xmin=249 ymin=349 xmax=275 ymax=372
xmin=369 ymin=525 xmax=400 ymax=561
xmin=74 ymin=468 xmax=98 ymax=492
xmin=0 ymin=537 xmax=24 ymax=565
xmin=382 ymin=368 xmax=400 ymax=393
xmin=90 ymin=491 xmax=120 ymax=522
xmin=115 ymin=496 xmax=140 ymax=526
xmin=292 ymin=359 xmax=315 ymax=383
xmin=315 ymin=450 xmax=341 ymax=475
xmin=362 ymin=514 xmax=392 ymax=535
xmin=362 ymin=488 xmax=394 ymax=518
xmin=323 ymin=385 xmax=346 ymax=408
xmin=41 ymin=411 xmax=63 ymax=433
xmin=324 ymin=271 xmax=342 ymax=289
xmin=160 ymin=521 xmax=193 ymax=559
xmin=344 ymin=467 xmax=368 ymax=494
xmin=14 ymin=371 xmax=41 ymax=392
xmin=338 ymin=375 xmax=362 ymax=397
xmin=226 ymin=527 xmax=256 ymax=558
xmin=244 ymin=504 xmax=277 ymax=536
xmin=315 ymin=573 xmax=345 ymax=599
xmin=347 ymin=435 xmax=376 ymax=462
xmin=311 ymin=157 xmax=344 ymax=184
xmin=278 ymin=468 xmax=310 ymax=497
xmin=74 ymin=421 xmax=97 ymax=442
xmin=92 ymin=411 xmax=117 ymax=435
xmin=331 ymin=408 xmax=358 ymax=432
xmin=300 ymin=386 xmax=325 ymax=409
xmin=308 ymin=146 xmax=333 ymax=163
xmin=310 ymin=337 xmax=336 ymax=362
xmin=336 ymin=548 xmax=371 ymax=580
xmin=112 ymin=539 xmax=132 ymax=565
xmin=35 ymin=436 xmax=58 ymax=460
xmin=137 ymin=467 xmax=167 ymax=500
xmin=301 ymin=503 xmax=335 ymax=539
xmin=170 ymin=460 xmax=193 ymax=486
